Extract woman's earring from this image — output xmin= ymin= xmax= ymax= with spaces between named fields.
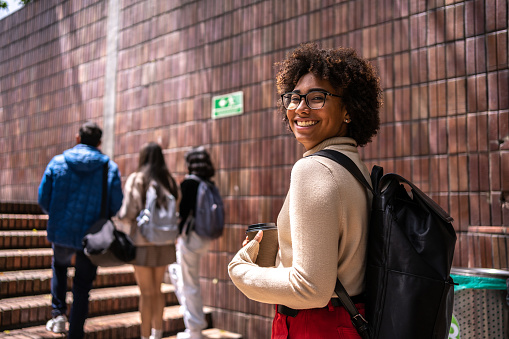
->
xmin=344 ymin=118 xmax=350 ymax=123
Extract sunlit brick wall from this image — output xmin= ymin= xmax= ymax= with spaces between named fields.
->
xmin=1 ymin=1 xmax=508 ymax=338
xmin=0 ymin=0 xmax=109 ymax=202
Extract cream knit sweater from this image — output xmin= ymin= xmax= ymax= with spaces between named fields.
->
xmin=228 ymin=137 xmax=372 ymax=309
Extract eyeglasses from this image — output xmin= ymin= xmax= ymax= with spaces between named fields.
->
xmin=281 ymin=90 xmax=342 ymax=110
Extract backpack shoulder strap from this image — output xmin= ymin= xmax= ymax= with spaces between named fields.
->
xmin=313 ymin=149 xmax=374 ymax=194
xmin=312 ymin=150 xmax=372 ymax=338
xmin=334 ymin=279 xmax=371 ymax=339
xmin=100 ymin=162 xmax=109 ymax=218
xmin=144 ymin=180 xmax=158 ymax=209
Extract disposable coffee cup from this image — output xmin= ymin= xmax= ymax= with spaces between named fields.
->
xmin=246 ymin=223 xmax=278 ymax=267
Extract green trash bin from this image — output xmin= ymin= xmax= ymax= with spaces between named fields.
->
xmin=449 ymin=268 xmax=509 ymax=339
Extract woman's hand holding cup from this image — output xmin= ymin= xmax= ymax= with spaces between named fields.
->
xmin=242 ymin=230 xmax=263 ymax=247
xmin=244 ymin=223 xmax=278 ymax=267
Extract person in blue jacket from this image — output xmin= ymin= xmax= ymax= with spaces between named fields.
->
xmin=38 ymin=121 xmax=123 ymax=339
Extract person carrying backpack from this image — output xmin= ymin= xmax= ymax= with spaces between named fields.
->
xmin=228 ymin=43 xmax=382 ymax=338
xmin=117 ymin=142 xmax=180 ymax=339
xmin=172 ymin=146 xmax=221 ymax=339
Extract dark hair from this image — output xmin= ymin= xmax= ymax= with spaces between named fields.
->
xmin=275 ymin=42 xmax=383 ymax=147
xmin=185 ymin=146 xmax=215 ymax=180
xmin=79 ymin=121 xmax=102 ymax=147
xmin=138 ymin=142 xmax=179 ymax=204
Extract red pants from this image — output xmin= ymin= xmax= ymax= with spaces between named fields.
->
xmin=272 ymin=301 xmax=365 ymax=339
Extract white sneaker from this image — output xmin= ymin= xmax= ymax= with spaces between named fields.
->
xmin=149 ymin=328 xmax=163 ymax=339
xmin=176 ymin=329 xmax=204 ymax=339
xmin=46 ymin=314 xmax=67 ymax=333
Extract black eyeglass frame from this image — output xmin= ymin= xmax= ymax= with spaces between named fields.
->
xmin=281 ymin=90 xmax=342 ymax=110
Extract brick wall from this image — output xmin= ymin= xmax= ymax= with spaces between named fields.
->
xmin=1 ymin=0 xmax=508 ymax=338
xmin=0 ymin=0 xmax=109 ymax=202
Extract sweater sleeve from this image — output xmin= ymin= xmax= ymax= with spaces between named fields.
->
xmin=228 ymin=157 xmax=342 ymax=309
xmin=117 ymin=172 xmax=144 ymax=223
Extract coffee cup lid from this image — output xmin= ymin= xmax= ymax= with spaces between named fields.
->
xmin=246 ymin=223 xmax=277 ymax=233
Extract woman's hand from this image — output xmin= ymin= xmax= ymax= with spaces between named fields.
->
xmin=242 ymin=230 xmax=263 ymax=247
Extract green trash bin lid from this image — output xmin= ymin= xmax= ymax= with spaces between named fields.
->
xmin=451 ymin=268 xmax=509 ymax=292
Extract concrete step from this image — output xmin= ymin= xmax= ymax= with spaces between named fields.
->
xmin=0 ymin=283 xmax=178 ymax=331
xmin=0 ymin=248 xmax=53 ymax=271
xmin=0 ymin=230 xmax=50 ymax=249
xmin=0 ymin=265 xmax=136 ymax=298
xmin=0 ymin=214 xmax=48 ymax=231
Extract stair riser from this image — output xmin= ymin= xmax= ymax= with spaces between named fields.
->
xmin=1 ymin=271 xmax=136 ymax=299
xmin=0 ymin=217 xmax=48 ymax=231
xmin=0 ymin=276 xmax=51 ymax=299
xmin=0 ymin=254 xmax=52 ymax=271
xmin=0 ymin=203 xmax=43 ymax=215
xmin=0 ymin=291 xmax=179 ymax=331
xmin=0 ymin=233 xmax=50 ymax=249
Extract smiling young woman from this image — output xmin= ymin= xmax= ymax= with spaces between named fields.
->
xmin=229 ymin=42 xmax=383 ymax=339
xmin=285 ymin=73 xmax=350 ymax=150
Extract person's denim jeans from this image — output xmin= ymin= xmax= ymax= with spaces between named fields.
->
xmin=51 ymin=244 xmax=97 ymax=339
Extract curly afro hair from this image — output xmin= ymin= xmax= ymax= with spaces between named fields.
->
xmin=275 ymin=42 xmax=382 ymax=147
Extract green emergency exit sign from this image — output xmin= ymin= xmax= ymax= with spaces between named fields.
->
xmin=212 ymin=91 xmax=243 ymax=119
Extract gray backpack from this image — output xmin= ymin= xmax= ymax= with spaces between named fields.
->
xmin=136 ymin=181 xmax=179 ymax=245
xmin=187 ymin=174 xmax=225 ymax=239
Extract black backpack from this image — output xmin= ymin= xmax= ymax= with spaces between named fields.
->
xmin=187 ymin=174 xmax=225 ymax=239
xmin=314 ymin=150 xmax=457 ymax=339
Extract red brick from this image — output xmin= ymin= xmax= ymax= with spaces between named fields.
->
xmin=487 ymin=33 xmax=499 ymax=71
xmin=446 ymin=43 xmax=457 ymax=78
xmin=456 ymin=192 xmax=468 ymax=229
xmin=476 ymin=74 xmax=488 ymax=111
xmin=467 ymin=77 xmax=477 ymax=112
xmin=428 ymin=83 xmax=438 ymax=118
xmin=502 ymin=152 xmax=509 ymax=191
xmin=495 ymin=236 xmax=506 ymax=270
xmin=498 ymin=70 xmax=509 ymax=109
xmin=458 ymin=155 xmax=468 ymax=191
xmin=486 ymin=0 xmax=497 ymax=32
xmin=456 ymin=116 xmax=467 ymax=154
xmin=457 ymin=78 xmax=467 ymax=114
xmin=491 ymin=192 xmax=503 ymax=226
xmin=447 ymin=116 xmax=459 ymax=155
xmin=449 ymin=155 xmax=459 ymax=191
xmin=428 ymin=46 xmax=438 ymax=81
xmin=436 ymin=82 xmax=447 ymax=117
xmin=435 ymin=45 xmax=446 ymax=80
xmin=448 ymin=80 xmax=458 ymax=114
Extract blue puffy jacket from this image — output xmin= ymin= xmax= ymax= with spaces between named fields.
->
xmin=38 ymin=144 xmax=124 ymax=250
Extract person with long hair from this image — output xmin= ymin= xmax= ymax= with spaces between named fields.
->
xmin=118 ymin=142 xmax=180 ymax=339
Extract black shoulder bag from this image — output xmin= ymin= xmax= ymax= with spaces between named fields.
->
xmin=82 ymin=163 xmax=136 ymax=266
